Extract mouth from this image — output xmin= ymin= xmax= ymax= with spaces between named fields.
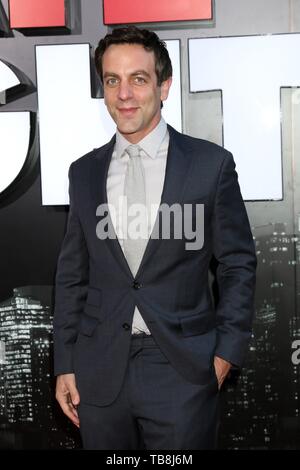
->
xmin=117 ymin=107 xmax=139 ymax=117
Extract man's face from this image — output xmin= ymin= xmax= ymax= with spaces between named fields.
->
xmin=102 ymin=43 xmax=172 ymax=143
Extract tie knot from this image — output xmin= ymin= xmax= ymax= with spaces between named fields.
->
xmin=126 ymin=145 xmax=141 ymax=159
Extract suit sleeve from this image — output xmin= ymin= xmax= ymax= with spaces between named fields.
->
xmin=53 ymin=164 xmax=89 ymax=375
xmin=212 ymin=152 xmax=257 ymax=368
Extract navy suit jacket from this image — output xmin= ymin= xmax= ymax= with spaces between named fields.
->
xmin=53 ymin=125 xmax=256 ymax=406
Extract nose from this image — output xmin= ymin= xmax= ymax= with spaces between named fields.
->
xmin=117 ymin=80 xmax=133 ymax=101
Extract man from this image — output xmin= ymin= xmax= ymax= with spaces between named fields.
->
xmin=54 ymin=26 xmax=256 ymax=450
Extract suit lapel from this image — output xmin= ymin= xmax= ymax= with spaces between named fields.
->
xmin=91 ymin=135 xmax=133 ymax=278
xmin=160 ymin=125 xmax=194 ymax=205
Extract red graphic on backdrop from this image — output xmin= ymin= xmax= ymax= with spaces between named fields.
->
xmin=103 ymin=0 xmax=212 ymax=25
xmin=9 ymin=0 xmax=66 ymax=29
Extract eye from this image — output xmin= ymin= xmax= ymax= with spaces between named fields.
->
xmin=133 ymin=76 xmax=146 ymax=85
xmin=106 ymin=77 xmax=119 ymax=87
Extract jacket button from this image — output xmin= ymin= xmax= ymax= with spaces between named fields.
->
xmin=132 ymin=280 xmax=141 ymax=290
xmin=122 ymin=323 xmax=130 ymax=330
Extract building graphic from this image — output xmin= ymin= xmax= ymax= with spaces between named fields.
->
xmin=220 ymin=224 xmax=300 ymax=449
xmin=0 ymin=286 xmax=79 ymax=449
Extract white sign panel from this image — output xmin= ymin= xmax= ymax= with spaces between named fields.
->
xmin=0 ymin=112 xmax=31 ymax=193
xmin=189 ymin=34 xmax=300 ymax=201
xmin=36 ymin=41 xmax=182 ymax=205
xmin=0 ymin=58 xmax=32 ymax=196
xmin=0 ymin=59 xmax=20 ymax=93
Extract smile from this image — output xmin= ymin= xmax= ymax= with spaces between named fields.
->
xmin=118 ymin=108 xmax=139 ymax=116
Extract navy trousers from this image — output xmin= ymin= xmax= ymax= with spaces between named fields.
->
xmin=78 ymin=334 xmax=219 ymax=450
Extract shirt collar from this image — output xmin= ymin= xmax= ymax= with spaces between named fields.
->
xmin=115 ymin=117 xmax=167 ymax=160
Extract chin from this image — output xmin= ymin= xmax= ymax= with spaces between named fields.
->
xmin=117 ymin=125 xmax=139 ymax=135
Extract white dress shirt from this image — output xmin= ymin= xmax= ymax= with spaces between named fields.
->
xmin=106 ymin=118 xmax=169 ymax=334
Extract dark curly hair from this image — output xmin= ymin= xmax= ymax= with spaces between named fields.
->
xmin=95 ymin=26 xmax=172 ymax=86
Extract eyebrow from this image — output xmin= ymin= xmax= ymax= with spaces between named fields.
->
xmin=103 ymin=70 xmax=151 ymax=79
xmin=103 ymin=72 xmax=119 ymax=79
xmin=131 ymin=70 xmax=151 ymax=78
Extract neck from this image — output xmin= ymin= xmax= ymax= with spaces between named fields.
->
xmin=119 ymin=115 xmax=162 ymax=144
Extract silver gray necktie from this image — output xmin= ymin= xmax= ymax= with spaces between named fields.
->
xmin=123 ymin=144 xmax=148 ymax=276
xmin=123 ymin=144 xmax=150 ymax=335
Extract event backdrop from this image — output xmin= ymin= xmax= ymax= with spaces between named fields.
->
xmin=1 ymin=0 xmax=300 ymax=449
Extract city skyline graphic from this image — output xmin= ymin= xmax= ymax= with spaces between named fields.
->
xmin=0 ymin=224 xmax=300 ymax=449
xmin=0 ymin=286 xmax=79 ymax=449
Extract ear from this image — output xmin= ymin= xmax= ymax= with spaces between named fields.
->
xmin=160 ymin=77 xmax=172 ymax=102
